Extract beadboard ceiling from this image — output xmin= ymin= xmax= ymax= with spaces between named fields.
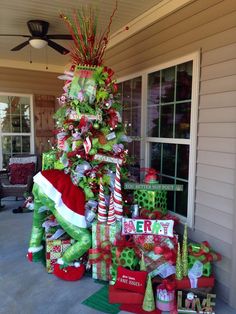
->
xmin=0 ymin=0 xmax=192 ymax=72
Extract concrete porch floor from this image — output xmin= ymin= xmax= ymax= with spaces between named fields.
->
xmin=0 ymin=198 xmax=235 ymax=314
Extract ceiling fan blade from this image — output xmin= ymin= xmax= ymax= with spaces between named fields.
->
xmin=11 ymin=40 xmax=29 ymax=51
xmin=47 ymin=39 xmax=69 ymax=55
xmin=47 ymin=34 xmax=72 ymax=40
xmin=0 ymin=34 xmax=30 ymax=38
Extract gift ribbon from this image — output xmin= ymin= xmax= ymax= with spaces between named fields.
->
xmin=161 ymin=279 xmax=176 ymax=291
xmin=88 ymin=240 xmax=112 ymax=265
xmin=188 ymin=241 xmax=222 ymax=264
xmin=113 ymin=236 xmax=138 ymax=261
xmin=154 ymin=246 xmax=176 ymax=265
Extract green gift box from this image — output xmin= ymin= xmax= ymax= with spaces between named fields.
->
xmin=91 ymin=221 xmax=121 ymax=281
xmin=134 ymin=189 xmax=167 ymax=213
xmin=110 ymin=246 xmax=139 ymax=284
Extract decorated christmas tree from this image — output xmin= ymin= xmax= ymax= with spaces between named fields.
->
xmin=51 ymin=6 xmax=130 ymax=220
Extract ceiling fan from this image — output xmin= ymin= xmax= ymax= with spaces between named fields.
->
xmin=0 ymin=20 xmax=72 ymax=54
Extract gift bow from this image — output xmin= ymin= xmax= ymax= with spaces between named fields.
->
xmin=154 ymin=246 xmax=176 ymax=264
xmin=140 ymin=208 xmax=163 ymax=220
xmin=114 ymin=236 xmax=139 ymax=260
xmin=161 ymin=279 xmax=176 ymax=291
xmin=188 ymin=241 xmax=222 ymax=263
xmin=88 ymin=240 xmax=112 ymax=265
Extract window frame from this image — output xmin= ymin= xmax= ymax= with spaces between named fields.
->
xmin=0 ymin=92 xmax=35 ymax=169
xmin=118 ymin=51 xmax=200 ymax=227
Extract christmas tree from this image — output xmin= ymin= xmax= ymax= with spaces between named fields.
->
xmin=140 ymin=252 xmax=147 ymax=271
xmin=176 ymin=242 xmax=183 ymax=280
xmin=51 ymin=5 xmax=130 ymax=220
xmin=182 ymin=223 xmax=188 ymax=277
xmin=142 ymin=275 xmax=155 ymax=311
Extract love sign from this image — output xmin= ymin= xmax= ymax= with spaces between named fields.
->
xmin=122 ymin=218 xmax=174 ymax=237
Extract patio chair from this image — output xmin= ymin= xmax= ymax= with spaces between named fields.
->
xmin=0 ymin=155 xmax=38 ymax=208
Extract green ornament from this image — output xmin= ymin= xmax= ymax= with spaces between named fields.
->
xmin=176 ymin=242 xmax=183 ymax=280
xmin=93 ymin=122 xmax=100 ymax=129
xmin=182 ymin=224 xmax=188 ymax=277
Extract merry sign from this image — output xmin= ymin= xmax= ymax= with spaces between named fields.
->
xmin=122 ymin=218 xmax=174 ymax=237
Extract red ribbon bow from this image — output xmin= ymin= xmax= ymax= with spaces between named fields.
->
xmin=161 ymin=279 xmax=176 ymax=291
xmin=88 ymin=240 xmax=112 ymax=265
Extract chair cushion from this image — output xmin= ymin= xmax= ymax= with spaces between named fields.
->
xmin=9 ymin=162 xmax=35 ymax=185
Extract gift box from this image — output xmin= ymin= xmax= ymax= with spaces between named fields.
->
xmin=188 ymin=242 xmax=221 ymax=277
xmin=110 ymin=246 xmax=139 ymax=283
xmin=135 ymin=235 xmax=177 ymax=278
xmin=90 ymin=221 xmax=121 ymax=281
xmin=175 ymin=275 xmax=215 ymax=289
xmin=134 ymin=189 xmax=167 ymax=213
xmin=156 ymin=282 xmax=175 ymax=311
xmin=46 ymin=234 xmax=75 ymax=273
xmin=109 ymin=285 xmax=144 ymax=304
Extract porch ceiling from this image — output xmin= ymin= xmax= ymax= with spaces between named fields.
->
xmin=0 ymin=0 xmax=193 ymax=72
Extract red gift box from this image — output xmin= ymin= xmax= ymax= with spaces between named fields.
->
xmin=175 ymin=275 xmax=215 ymax=289
xmin=109 ymin=285 xmax=144 ymax=304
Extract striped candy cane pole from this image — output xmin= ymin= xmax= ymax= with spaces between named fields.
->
xmin=113 ymin=163 xmax=123 ymax=220
xmin=97 ymin=180 xmax=107 ymax=223
xmin=107 ymin=194 xmax=116 ymax=225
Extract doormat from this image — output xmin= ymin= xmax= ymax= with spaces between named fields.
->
xmin=82 ymin=285 xmax=121 ymax=314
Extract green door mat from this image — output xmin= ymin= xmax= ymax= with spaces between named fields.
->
xmin=82 ymin=285 xmax=121 ymax=314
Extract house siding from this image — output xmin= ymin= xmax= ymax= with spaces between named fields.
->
xmin=105 ymin=0 xmax=236 ymax=305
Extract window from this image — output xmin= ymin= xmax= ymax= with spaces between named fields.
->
xmin=0 ymin=94 xmax=34 ymax=169
xmin=118 ymin=76 xmax=142 ymax=181
xmin=118 ymin=53 xmax=199 ymax=226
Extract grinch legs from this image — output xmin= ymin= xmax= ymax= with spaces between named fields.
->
xmin=29 ymin=183 xmax=91 ymax=264
xmin=28 ymin=184 xmax=48 ymax=262
xmin=49 ymin=206 xmax=91 ymax=264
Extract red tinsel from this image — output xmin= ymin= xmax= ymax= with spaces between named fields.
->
xmin=107 ymin=108 xmax=118 ymax=129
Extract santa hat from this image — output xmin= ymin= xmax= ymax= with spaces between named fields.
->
xmin=33 ymin=170 xmax=87 ymax=228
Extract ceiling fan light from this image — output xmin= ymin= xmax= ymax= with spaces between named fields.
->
xmin=29 ymin=38 xmax=47 ymax=49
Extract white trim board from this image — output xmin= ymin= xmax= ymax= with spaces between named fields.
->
xmin=108 ymin=0 xmax=195 ymax=49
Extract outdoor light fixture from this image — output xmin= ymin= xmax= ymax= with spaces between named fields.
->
xmin=29 ymin=38 xmax=47 ymax=49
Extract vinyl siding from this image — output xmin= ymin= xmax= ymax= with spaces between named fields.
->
xmin=105 ymin=0 xmax=236 ymax=305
